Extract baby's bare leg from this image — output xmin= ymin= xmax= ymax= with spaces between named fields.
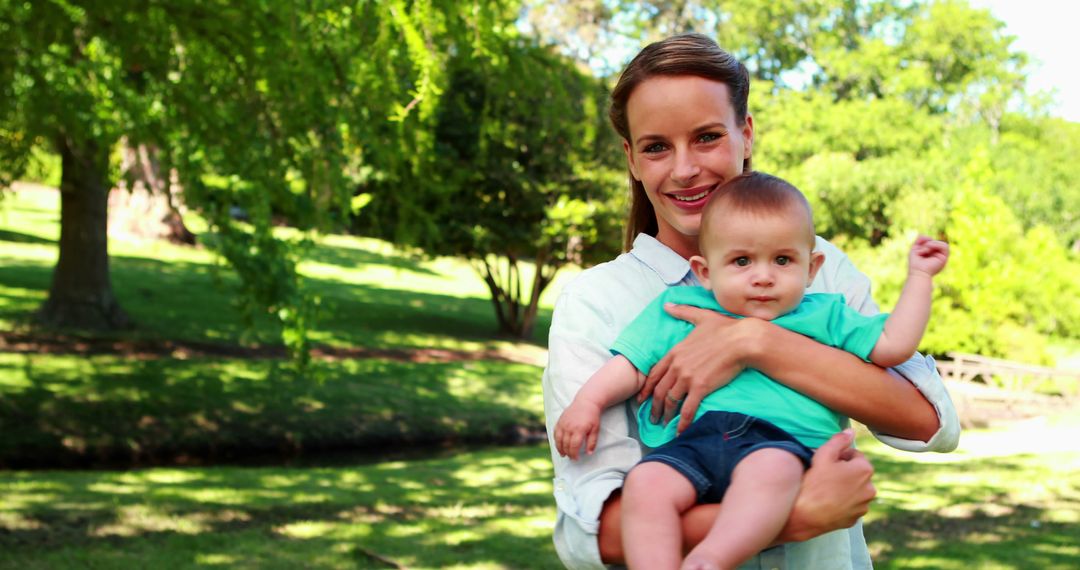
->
xmin=682 ymin=448 xmax=804 ymax=570
xmin=622 ymin=461 xmax=698 ymax=570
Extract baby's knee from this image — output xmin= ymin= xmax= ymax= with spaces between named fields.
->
xmin=625 ymin=462 xmax=685 ymax=499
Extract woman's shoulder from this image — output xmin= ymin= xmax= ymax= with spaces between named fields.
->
xmin=811 ymin=236 xmax=877 ymax=314
xmin=814 ymin=236 xmax=850 ymax=266
xmin=556 ymin=252 xmax=669 ymax=315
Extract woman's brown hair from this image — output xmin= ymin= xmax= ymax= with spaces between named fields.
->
xmin=609 ymin=33 xmax=752 ymax=250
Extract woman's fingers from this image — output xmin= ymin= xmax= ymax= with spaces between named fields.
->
xmin=663 ymin=302 xmax=712 ymax=325
xmin=676 ymin=388 xmax=705 ymax=433
xmin=649 ymin=361 xmax=679 ymax=422
xmin=661 ymin=385 xmax=684 ymax=425
xmin=639 ymin=353 xmax=671 ymax=403
xmin=813 ymin=428 xmax=854 ymax=464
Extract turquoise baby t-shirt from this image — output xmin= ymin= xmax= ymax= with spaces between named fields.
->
xmin=611 ymin=287 xmax=888 ymax=449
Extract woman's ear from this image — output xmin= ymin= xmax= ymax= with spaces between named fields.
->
xmin=807 ymin=250 xmax=825 ymax=285
xmin=690 ymin=255 xmax=712 ymax=289
xmin=741 ymin=114 xmax=754 ymax=161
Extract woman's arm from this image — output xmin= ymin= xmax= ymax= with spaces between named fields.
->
xmin=746 ymin=317 xmax=939 ymax=441
xmin=597 ymin=429 xmax=876 ymax=563
xmin=644 ymin=307 xmax=938 ymax=441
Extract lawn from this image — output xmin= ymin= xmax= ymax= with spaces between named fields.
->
xmin=863 ymin=413 xmax=1080 ymax=569
xmin=1 ymin=418 xmax=1077 ymax=569
xmin=0 ymin=186 xmax=567 ymax=466
xmin=0 ymin=184 xmax=575 ymax=350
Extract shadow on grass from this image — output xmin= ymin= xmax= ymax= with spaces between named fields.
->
xmin=0 ymin=445 xmax=560 ymax=568
xmin=0 ymin=353 xmax=545 ymax=469
xmin=862 ymin=450 xmax=1080 ymax=569
xmin=0 ymin=229 xmax=54 ymax=245
xmin=0 ymin=245 xmax=553 ymax=348
xmin=866 ymin=503 xmax=1078 ymax=569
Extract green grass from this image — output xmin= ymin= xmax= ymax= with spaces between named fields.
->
xmin=0 ymin=186 xmax=577 ymax=349
xmin=0 ymin=445 xmax=561 ymax=569
xmin=0 ymin=186 xmax=572 ymax=464
xmin=1 ymin=419 xmax=1077 ymax=569
xmin=861 ymin=414 xmax=1080 ymax=569
xmin=0 ymin=353 xmax=544 ymax=467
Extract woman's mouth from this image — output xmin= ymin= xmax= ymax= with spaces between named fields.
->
xmin=665 ymin=185 xmax=716 ymax=209
xmin=673 ymin=190 xmax=710 ymax=202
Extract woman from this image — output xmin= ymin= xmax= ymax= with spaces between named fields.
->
xmin=542 ymin=33 xmax=959 ymax=569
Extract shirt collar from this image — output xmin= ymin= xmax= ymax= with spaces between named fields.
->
xmin=629 ymin=234 xmax=693 ymax=285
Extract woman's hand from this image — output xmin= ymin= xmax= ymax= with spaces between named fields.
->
xmin=637 ymin=303 xmax=762 ymax=432
xmin=781 ymin=429 xmax=876 ymax=541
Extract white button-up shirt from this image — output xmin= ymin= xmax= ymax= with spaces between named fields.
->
xmin=542 ymin=234 xmax=960 ymax=569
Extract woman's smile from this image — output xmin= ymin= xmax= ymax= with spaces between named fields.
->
xmin=666 ymin=184 xmax=717 ymax=208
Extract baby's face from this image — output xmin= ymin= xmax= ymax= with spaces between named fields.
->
xmin=694 ymin=208 xmax=820 ymax=320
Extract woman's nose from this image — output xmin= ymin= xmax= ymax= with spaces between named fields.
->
xmin=670 ymin=150 xmax=700 ymax=183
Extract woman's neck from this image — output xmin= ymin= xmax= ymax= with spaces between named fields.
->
xmin=656 ymin=228 xmax=701 ymax=260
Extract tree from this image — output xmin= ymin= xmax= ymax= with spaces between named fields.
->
xmin=0 ymin=1 xmax=505 ymax=356
xmin=359 ymin=40 xmax=625 ymax=338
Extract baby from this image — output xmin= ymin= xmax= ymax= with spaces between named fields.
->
xmin=554 ymin=171 xmax=949 ymax=569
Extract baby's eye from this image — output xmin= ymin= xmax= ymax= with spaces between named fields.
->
xmin=734 ymin=257 xmax=750 ymax=267
xmin=776 ymin=256 xmax=790 ymax=266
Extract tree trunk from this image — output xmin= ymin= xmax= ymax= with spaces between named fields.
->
xmin=36 ymin=137 xmax=131 ymax=330
xmin=110 ymin=141 xmax=196 ymax=246
xmin=477 ymin=253 xmax=557 ymax=340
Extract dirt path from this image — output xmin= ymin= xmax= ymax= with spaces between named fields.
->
xmin=0 ymin=331 xmax=547 ymax=367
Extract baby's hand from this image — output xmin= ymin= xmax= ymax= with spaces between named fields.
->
xmin=909 ymin=235 xmax=949 ymax=277
xmin=554 ymin=400 xmax=602 ymax=460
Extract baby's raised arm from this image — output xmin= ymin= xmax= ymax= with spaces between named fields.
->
xmin=869 ymin=236 xmax=950 ymax=367
xmin=554 ymin=355 xmax=645 ymax=460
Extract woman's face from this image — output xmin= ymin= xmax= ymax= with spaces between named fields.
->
xmin=623 ymin=75 xmax=753 ymax=256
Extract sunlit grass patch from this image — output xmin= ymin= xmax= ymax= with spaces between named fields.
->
xmin=0 ymin=445 xmax=561 ymax=569
xmin=0 ymin=185 xmax=576 ymax=348
xmin=3 ymin=421 xmax=1080 ymax=568
xmin=859 ymin=420 xmax=1080 ymax=569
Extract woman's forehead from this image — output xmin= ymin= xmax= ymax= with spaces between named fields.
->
xmin=627 ymin=76 xmax=737 ymax=131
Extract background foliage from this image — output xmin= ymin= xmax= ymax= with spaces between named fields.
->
xmin=3 ymin=0 xmax=1079 ymax=362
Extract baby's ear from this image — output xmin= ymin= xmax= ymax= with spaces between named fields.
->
xmin=690 ymin=255 xmax=711 ymax=289
xmin=807 ymin=250 xmax=825 ymax=285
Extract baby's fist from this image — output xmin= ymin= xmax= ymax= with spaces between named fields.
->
xmin=909 ymin=235 xmax=949 ymax=277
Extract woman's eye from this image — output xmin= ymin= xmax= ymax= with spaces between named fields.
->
xmin=642 ymin=143 xmax=666 ymax=154
xmin=734 ymin=257 xmax=750 ymax=267
xmin=699 ymin=133 xmax=721 ymax=143
xmin=776 ymin=256 xmax=790 ymax=266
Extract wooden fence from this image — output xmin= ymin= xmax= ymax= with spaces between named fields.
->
xmin=935 ymin=352 xmax=1080 ymax=396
